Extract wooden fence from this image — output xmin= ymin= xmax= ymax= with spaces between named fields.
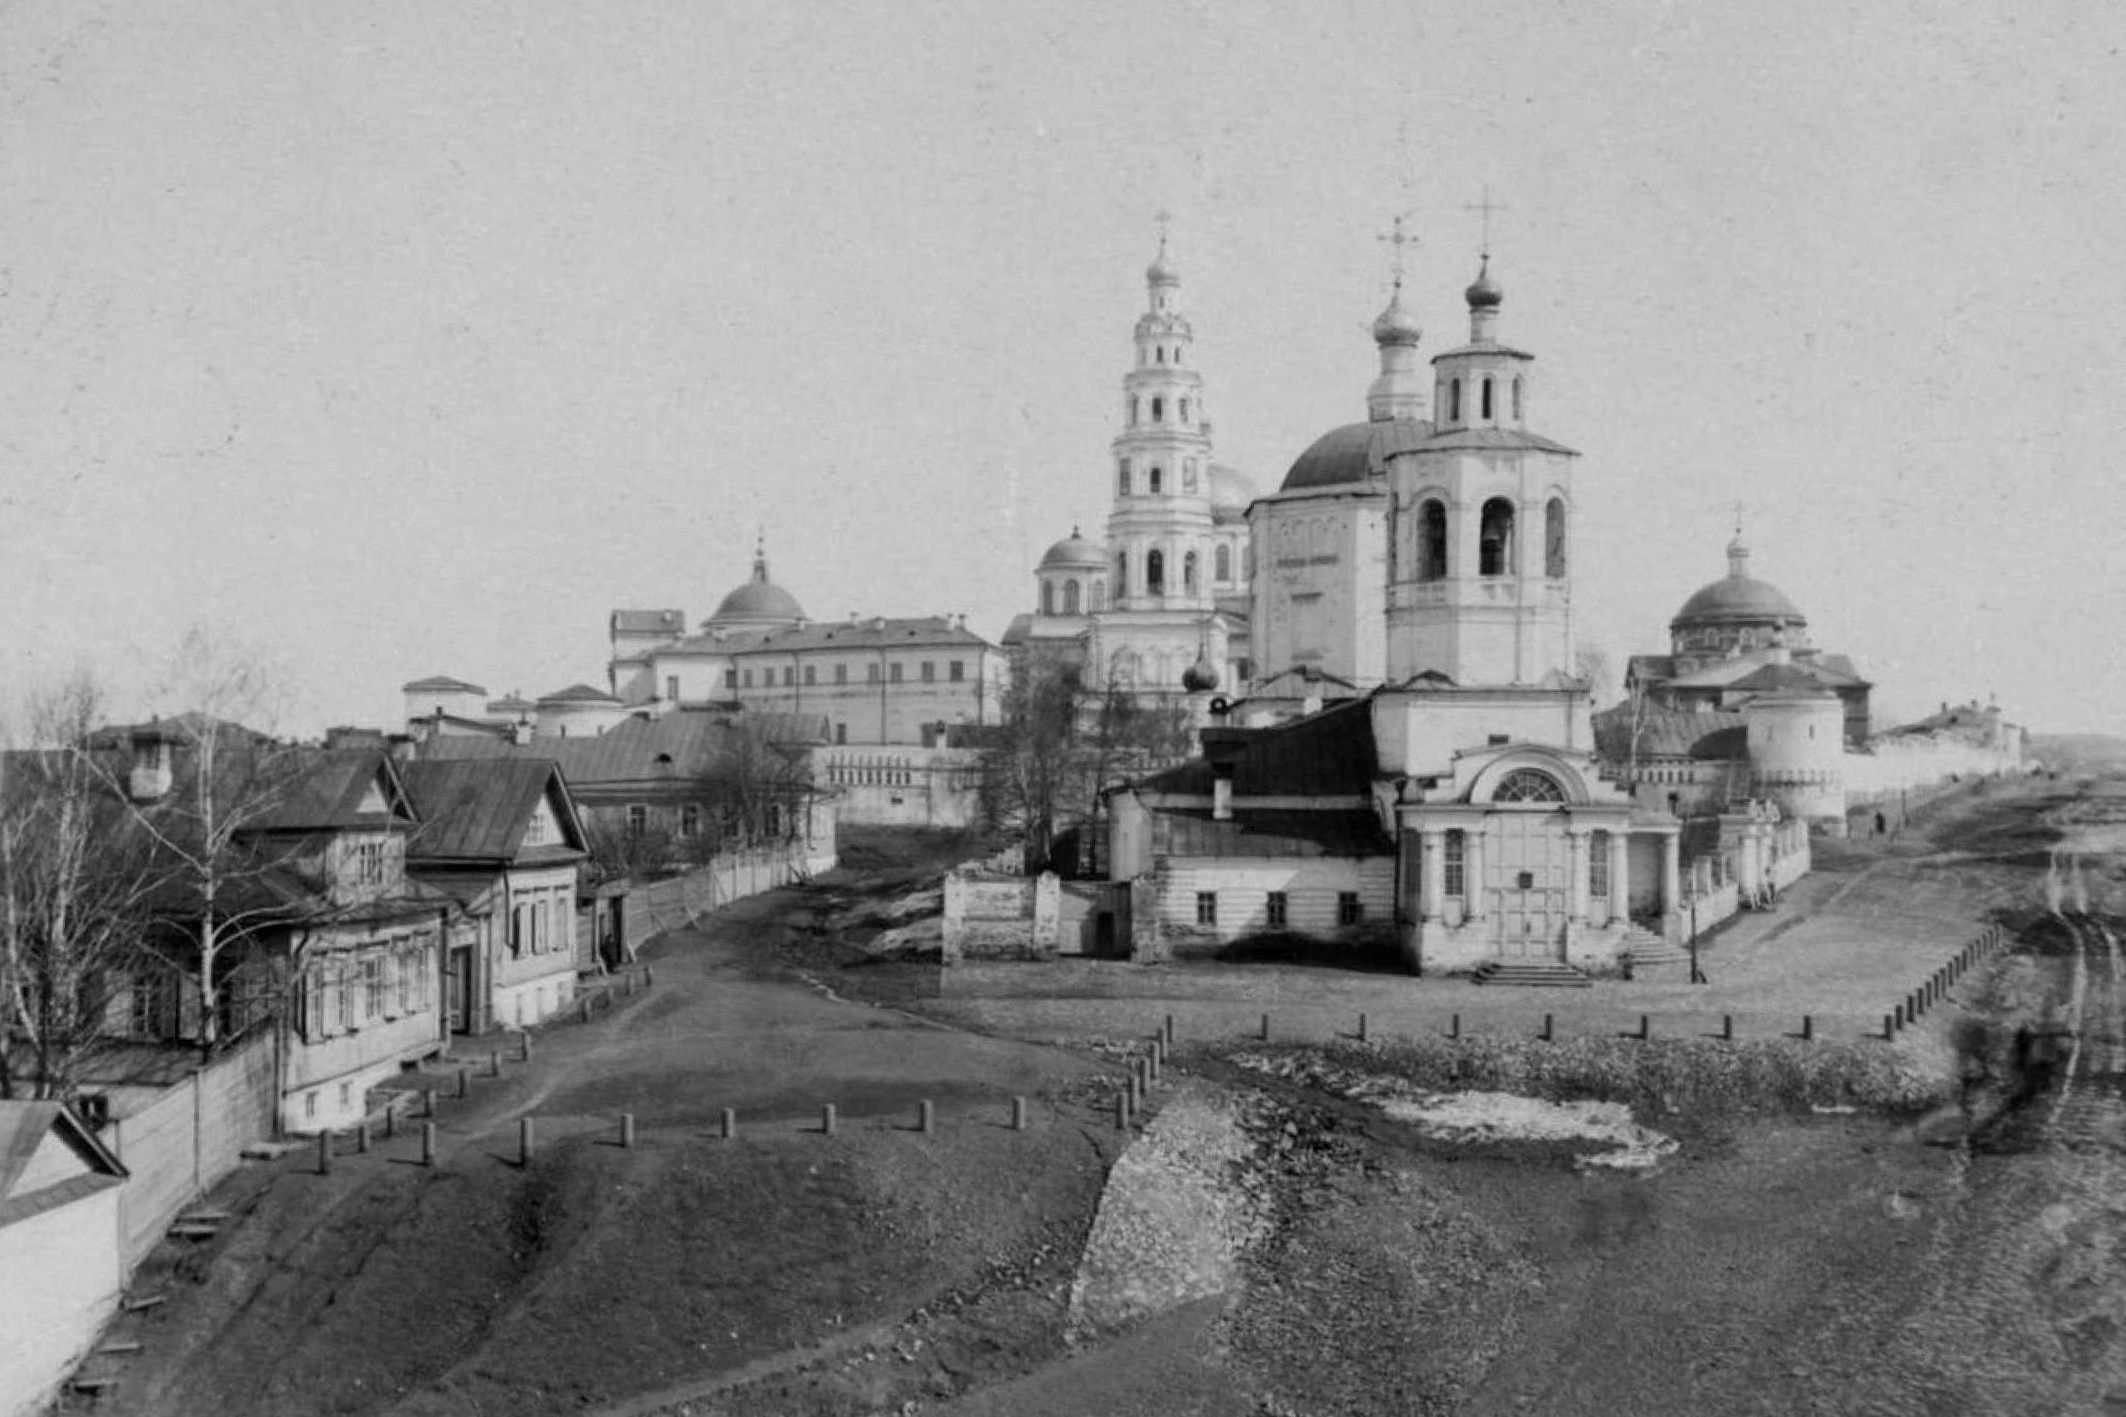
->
xmin=102 ymin=1030 xmax=279 ymax=1270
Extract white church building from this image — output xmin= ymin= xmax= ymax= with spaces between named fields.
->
xmin=1102 ymin=234 xmax=1810 ymax=974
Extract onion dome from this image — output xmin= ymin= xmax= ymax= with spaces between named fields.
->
xmin=1038 ymin=527 xmax=1106 ymax=571
xmin=1371 ymin=286 xmax=1423 ymax=347
xmin=1465 ymin=255 xmax=1503 ymax=310
xmin=708 ymin=543 xmax=806 ymax=629
xmin=1147 ymin=243 xmax=1180 ymax=287
xmin=1182 ymin=656 xmax=1219 ymax=693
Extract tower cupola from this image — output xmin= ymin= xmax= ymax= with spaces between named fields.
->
xmin=1465 ymin=255 xmax=1504 ymax=342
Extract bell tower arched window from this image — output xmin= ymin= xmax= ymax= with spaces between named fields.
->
xmin=1545 ymin=499 xmax=1567 ymax=578
xmin=1041 ymin=582 xmax=1055 ymax=616
xmin=1481 ymin=377 xmax=1494 ymax=420
xmin=1449 ymin=379 xmax=1462 ymax=423
xmin=1063 ymin=579 xmax=1081 ymax=614
xmin=1479 ymin=498 xmax=1515 ymax=577
xmin=1117 ymin=460 xmax=1131 ymax=496
xmin=1183 ymin=550 xmax=1199 ymax=594
xmin=1512 ymin=376 xmax=1524 ymax=421
xmin=1114 ymin=552 xmax=1128 ymax=598
xmin=1130 ymin=397 xmax=1140 ymax=426
xmin=1149 ymin=465 xmax=1163 ymax=494
xmin=1215 ymin=544 xmax=1232 ymax=582
xmin=1146 ymin=549 xmax=1166 ymax=596
xmin=1179 ymin=397 xmax=1190 ymax=423
xmin=1419 ymin=499 xmax=1448 ymax=581
xmin=1151 ymin=396 xmax=1164 ymax=422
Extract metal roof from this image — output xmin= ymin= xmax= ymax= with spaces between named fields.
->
xmin=401 ymin=758 xmax=586 ymax=864
xmin=401 ymin=675 xmax=488 ymax=695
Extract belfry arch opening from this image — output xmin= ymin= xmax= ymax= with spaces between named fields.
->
xmin=1146 ymin=549 xmax=1166 ymax=596
xmin=1480 ymin=498 xmax=1516 ymax=577
xmin=1545 ymin=498 xmax=1567 ymax=578
xmin=1419 ymin=499 xmax=1448 ymax=581
xmin=1063 ymin=579 xmax=1081 ymax=614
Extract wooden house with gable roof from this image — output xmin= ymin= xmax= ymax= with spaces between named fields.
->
xmin=400 ymin=758 xmax=590 ymax=1035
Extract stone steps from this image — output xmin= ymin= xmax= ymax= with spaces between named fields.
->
xmin=1621 ymin=927 xmax=1690 ymax=969
xmin=1470 ymin=960 xmax=1593 ymax=988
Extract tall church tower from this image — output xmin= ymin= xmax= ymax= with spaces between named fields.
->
xmin=1082 ymin=225 xmax=1231 ymax=696
xmin=1105 ymin=230 xmax=1219 ymax=618
xmin=1383 ymin=257 xmax=1580 ymax=686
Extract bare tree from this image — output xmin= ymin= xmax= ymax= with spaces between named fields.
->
xmin=979 ymin=655 xmax=1084 ymax=872
xmin=0 ymin=674 xmax=156 ymax=1099
xmin=107 ymin=631 xmax=304 ymax=1058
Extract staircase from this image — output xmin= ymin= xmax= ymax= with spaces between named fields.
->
xmin=1470 ymin=959 xmax=1592 ymax=988
xmin=1621 ymin=923 xmax=1690 ymax=973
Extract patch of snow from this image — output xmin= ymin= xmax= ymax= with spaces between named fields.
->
xmin=1373 ymin=1090 xmax=1680 ymax=1171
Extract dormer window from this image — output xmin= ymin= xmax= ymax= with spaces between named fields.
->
xmin=353 ymin=839 xmax=387 ymax=887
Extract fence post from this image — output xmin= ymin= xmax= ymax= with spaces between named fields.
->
xmin=1540 ymin=1013 xmax=1554 ymax=1042
xmin=1164 ymin=1014 xmax=1175 ymax=1046
xmin=1639 ymin=1013 xmax=1651 ymax=1041
xmin=520 ymin=1117 xmax=535 ymax=1166
xmin=1012 ymin=1096 xmax=1028 ymax=1132
xmin=357 ymin=1121 xmax=370 ymax=1154
xmin=1802 ymin=1014 xmax=1814 ymax=1042
xmin=424 ymin=1088 xmax=436 ymax=1119
xmin=1115 ymin=1092 xmax=1130 ymax=1130
xmin=1721 ymin=1014 xmax=1733 ymax=1042
xmin=520 ymin=1032 xmax=532 ymax=1063
xmin=489 ymin=1050 xmax=502 ymax=1078
xmin=421 ymin=1123 xmax=436 ymax=1167
xmin=456 ymin=1068 xmax=469 ymax=1099
xmin=1259 ymin=1012 xmax=1271 ymax=1041
xmin=1358 ymin=1012 xmax=1369 ymax=1043
xmin=317 ymin=1131 xmax=332 ymax=1176
xmin=720 ymin=1108 xmax=736 ymax=1140
xmin=621 ymin=1113 xmax=636 ymax=1149
xmin=1449 ymin=1012 xmax=1461 ymax=1040
xmin=821 ymin=1103 xmax=837 ymax=1137
xmin=919 ymin=1100 xmax=934 ymax=1136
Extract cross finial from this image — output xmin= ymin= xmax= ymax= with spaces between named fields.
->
xmin=1464 ymin=187 xmax=1507 ymax=258
xmin=1377 ymin=210 xmax=1418 ymax=291
xmin=1733 ymin=501 xmax=1745 ymax=538
xmin=1154 ymin=208 xmax=1173 ymax=257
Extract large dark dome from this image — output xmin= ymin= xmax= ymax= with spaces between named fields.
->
xmin=1670 ymin=537 xmax=1805 ymax=631
xmin=1281 ymin=422 xmax=1379 ymax=492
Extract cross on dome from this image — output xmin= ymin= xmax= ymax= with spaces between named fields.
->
xmin=1464 ymin=187 xmax=1508 ymax=259
xmin=1377 ymin=211 xmax=1418 ymax=292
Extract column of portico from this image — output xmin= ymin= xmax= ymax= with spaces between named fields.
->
xmin=1565 ymin=828 xmax=1588 ymax=923
xmin=1607 ymin=830 xmax=1630 ymax=926
xmin=1420 ymin=829 xmax=1445 ymax=922
xmin=1660 ymin=831 xmax=1683 ymax=937
xmin=1463 ymin=823 xmax=1486 ymax=921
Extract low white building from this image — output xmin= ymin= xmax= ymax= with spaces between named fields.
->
xmin=0 ymin=1103 xmax=128 ymax=1417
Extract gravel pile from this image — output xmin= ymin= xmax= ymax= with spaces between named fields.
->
xmin=1063 ymin=1084 xmax=1270 ymax=1342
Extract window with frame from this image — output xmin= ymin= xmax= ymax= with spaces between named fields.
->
xmin=1195 ymin=891 xmax=1217 ymax=926
xmin=353 ymin=839 xmax=386 ymax=887
xmin=396 ymin=942 xmax=413 ymax=1014
xmin=666 ymin=674 xmax=680 ymax=702
xmin=724 ymin=668 xmax=738 ymax=690
xmin=867 ymin=663 xmax=881 ymax=683
xmin=804 ymin=665 xmax=817 ymax=686
xmin=835 ymin=663 xmax=849 ymax=684
xmin=949 ymin=660 xmax=965 ymax=682
xmin=783 ymin=667 xmax=795 ymax=686
xmin=626 ymin=803 xmax=648 ymax=835
xmin=1589 ymin=830 xmax=1611 ymax=898
xmin=921 ymin=661 xmax=936 ymax=682
xmin=1338 ymin=892 xmax=1362 ymax=925
xmin=742 ymin=669 xmax=753 ymax=688
xmin=1444 ymin=830 xmax=1466 ymax=898
xmin=681 ymin=804 xmax=701 ymax=838
xmin=510 ymin=904 xmax=526 ymax=957
xmin=1494 ymin=769 xmax=1566 ymax=803
xmin=889 ymin=663 xmax=903 ymax=683
xmin=337 ymin=968 xmax=355 ymax=1029
xmin=1266 ymin=891 xmax=1288 ymax=928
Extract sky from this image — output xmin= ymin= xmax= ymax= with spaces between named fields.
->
xmin=3 ymin=0 xmax=2123 ymax=737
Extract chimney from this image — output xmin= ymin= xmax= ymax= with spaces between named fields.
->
xmin=510 ymin=719 xmax=535 ymax=746
xmin=1213 ymin=775 xmax=1233 ymax=821
xmin=128 ymin=723 xmax=176 ymax=803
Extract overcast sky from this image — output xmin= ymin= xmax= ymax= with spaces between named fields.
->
xmin=3 ymin=0 xmax=2122 ymax=736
